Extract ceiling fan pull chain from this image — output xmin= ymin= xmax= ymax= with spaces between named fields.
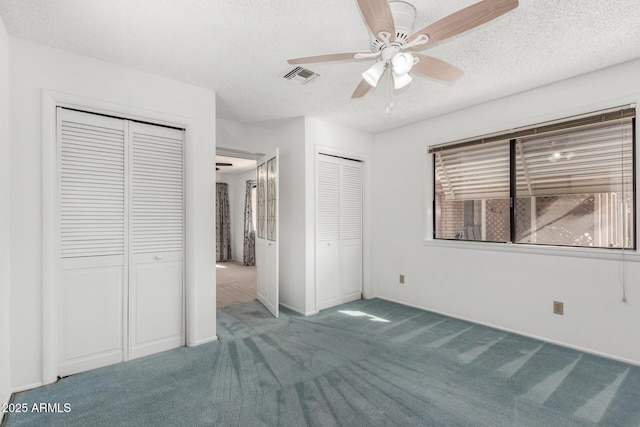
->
xmin=386 ymin=70 xmax=395 ymax=114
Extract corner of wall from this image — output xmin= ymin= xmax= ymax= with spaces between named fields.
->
xmin=0 ymin=13 xmax=12 ymax=411
xmin=270 ymin=118 xmax=307 ymax=314
xmin=303 ymin=119 xmax=316 ymax=315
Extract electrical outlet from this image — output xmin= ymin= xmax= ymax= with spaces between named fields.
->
xmin=553 ymin=301 xmax=564 ymax=315
xmin=399 ymin=274 xmax=405 ymax=284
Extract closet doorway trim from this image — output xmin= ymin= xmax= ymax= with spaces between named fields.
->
xmin=312 ymin=143 xmax=372 ymax=314
xmin=41 ymin=90 xmax=197 ymax=386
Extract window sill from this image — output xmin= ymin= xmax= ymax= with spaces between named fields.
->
xmin=422 ymin=238 xmax=640 ymax=262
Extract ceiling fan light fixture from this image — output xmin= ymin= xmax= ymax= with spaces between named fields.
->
xmin=287 ymin=0 xmax=519 ymax=100
xmin=391 ymin=52 xmax=414 ymax=75
xmin=392 ymin=71 xmax=412 ymax=89
xmin=362 ymin=61 xmax=386 ymax=87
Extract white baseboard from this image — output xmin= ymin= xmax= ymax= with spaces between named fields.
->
xmin=1 ymin=392 xmax=9 ymax=426
xmin=3 ymin=383 xmax=41 ymax=425
xmin=376 ymin=295 xmax=640 ymax=367
xmin=189 ymin=336 xmax=218 ymax=347
xmin=11 ymin=381 xmax=43 ymax=394
xmin=280 ymin=302 xmax=317 ymax=317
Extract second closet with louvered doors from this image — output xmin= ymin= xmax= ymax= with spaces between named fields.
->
xmin=57 ymin=108 xmax=185 ymax=377
xmin=316 ymin=154 xmax=363 ymax=310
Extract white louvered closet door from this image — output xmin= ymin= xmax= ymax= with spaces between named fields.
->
xmin=57 ymin=109 xmax=185 ymax=376
xmin=58 ymin=108 xmax=127 ymax=376
xmin=129 ymin=121 xmax=184 ymax=360
xmin=340 ymin=159 xmax=363 ymax=300
xmin=316 ymin=155 xmax=341 ymax=308
xmin=316 ymin=154 xmax=363 ymax=310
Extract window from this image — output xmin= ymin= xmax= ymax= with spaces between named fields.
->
xmin=432 ymin=107 xmax=636 ymax=249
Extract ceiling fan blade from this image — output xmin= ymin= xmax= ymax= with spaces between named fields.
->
xmin=355 ymin=0 xmax=396 ymax=41
xmin=288 ymin=52 xmax=366 ymax=65
xmin=412 ymin=54 xmax=464 ymax=82
xmin=408 ymin=0 xmax=518 ymax=47
xmin=351 ymin=79 xmax=373 ymax=99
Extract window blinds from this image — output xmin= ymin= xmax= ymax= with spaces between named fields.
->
xmin=434 ymin=107 xmax=635 ymax=201
xmin=516 ymin=120 xmax=634 ymax=197
xmin=434 ymin=140 xmax=510 ymax=201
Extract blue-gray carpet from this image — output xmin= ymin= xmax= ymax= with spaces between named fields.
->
xmin=5 ymin=298 xmax=640 ymax=426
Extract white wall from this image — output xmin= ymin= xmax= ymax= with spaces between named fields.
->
xmin=304 ymin=118 xmax=374 ymax=313
xmin=216 ymin=118 xmax=261 ymax=155
xmin=217 ymin=118 xmax=308 ymax=313
xmin=0 ymin=15 xmax=12 ymax=409
xmin=216 ymin=172 xmax=230 ymax=184
xmin=372 ymin=58 xmax=640 ymax=364
xmin=9 ymin=39 xmax=217 ymax=391
xmin=275 ymin=119 xmax=308 ymax=313
xmin=216 ymin=118 xmax=374 ymax=315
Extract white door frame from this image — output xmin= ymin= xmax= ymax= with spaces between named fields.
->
xmin=41 ymin=90 xmax=196 ymax=385
xmin=312 ymin=144 xmax=371 ymax=314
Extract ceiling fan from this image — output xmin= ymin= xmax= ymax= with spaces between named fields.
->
xmin=287 ymin=0 xmax=518 ymax=98
xmin=216 ymin=162 xmax=233 ymax=171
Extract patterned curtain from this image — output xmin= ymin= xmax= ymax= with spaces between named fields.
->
xmin=216 ymin=182 xmax=232 ymax=262
xmin=243 ymin=180 xmax=256 ymax=266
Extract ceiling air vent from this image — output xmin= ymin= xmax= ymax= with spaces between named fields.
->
xmin=282 ymin=66 xmax=319 ymax=85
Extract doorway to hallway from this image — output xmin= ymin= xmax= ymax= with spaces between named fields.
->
xmin=216 ymin=261 xmax=257 ymax=308
xmin=215 ymin=147 xmax=261 ymax=309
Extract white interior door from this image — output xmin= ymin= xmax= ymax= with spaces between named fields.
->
xmin=339 ymin=159 xmax=363 ymax=301
xmin=57 ymin=108 xmax=127 ymax=376
xmin=316 ymin=155 xmax=341 ymax=309
xmin=128 ymin=121 xmax=184 ymax=360
xmin=316 ymin=154 xmax=363 ymax=311
xmin=255 ymin=149 xmax=279 ymax=317
xmin=56 ymin=108 xmax=185 ymax=376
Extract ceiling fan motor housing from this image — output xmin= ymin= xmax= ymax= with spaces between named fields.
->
xmin=369 ymin=1 xmax=417 ymax=51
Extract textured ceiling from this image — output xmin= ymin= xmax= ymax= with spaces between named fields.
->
xmin=1 ymin=0 xmax=639 ymax=133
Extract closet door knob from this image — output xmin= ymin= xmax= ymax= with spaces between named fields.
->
xmin=155 ymin=255 xmax=163 ymax=260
